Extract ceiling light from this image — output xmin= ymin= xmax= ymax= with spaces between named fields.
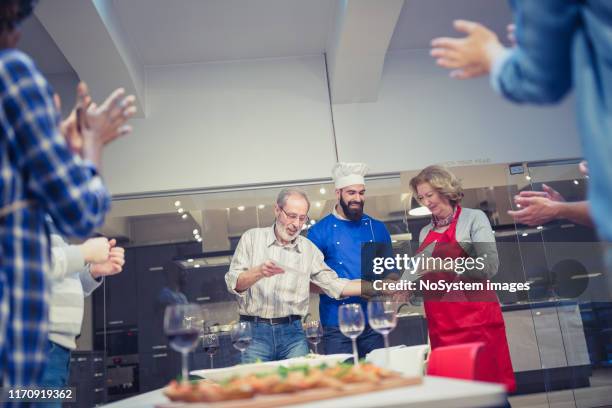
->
xmin=537 ymin=226 xmax=543 ymax=230
xmin=258 ymin=204 xmax=265 ymax=209
xmin=525 ymin=176 xmax=532 ymax=181
xmin=573 ymin=180 xmax=579 ymax=185
xmin=408 ymin=206 xmax=432 ymax=216
xmin=319 ymin=188 xmax=326 ymax=195
xmin=522 ymin=233 xmax=528 ymax=237
xmin=177 ymin=208 xmax=184 ymax=214
xmin=181 ymin=214 xmax=188 ymax=219
xmin=237 ymin=206 xmax=245 ymax=211
xmin=391 ymin=240 xmax=398 ymax=243
xmin=310 ymin=220 xmax=316 ymax=225
xmin=197 ymin=237 xmax=202 ymax=242
xmin=315 ymin=201 xmax=321 ymax=208
xmin=194 ymin=264 xmax=200 ymax=268
xmin=187 ymin=259 xmax=194 ymax=263
xmin=174 ymin=200 xmax=181 ymax=207
xmin=192 ymin=229 xmax=199 ymax=235
xmin=194 ymin=234 xmax=200 ymax=240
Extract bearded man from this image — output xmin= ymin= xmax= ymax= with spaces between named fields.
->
xmin=225 ymin=188 xmax=363 ymax=362
xmin=308 ymin=163 xmax=394 ymax=358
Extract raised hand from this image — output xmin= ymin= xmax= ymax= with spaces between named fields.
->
xmin=58 ymin=82 xmax=137 ymax=167
xmin=516 ymin=184 xmax=565 ymax=203
xmin=431 ymin=19 xmax=506 ymax=80
xmin=508 ymin=196 xmax=559 ymax=226
xmin=81 ymin=84 xmax=137 ymax=146
xmin=90 ymin=239 xmax=125 ymax=278
xmin=80 ymin=237 xmax=111 ymax=264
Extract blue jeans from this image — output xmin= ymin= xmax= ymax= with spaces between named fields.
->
xmin=38 ymin=341 xmax=71 ymax=408
xmin=322 ymin=325 xmax=383 ymax=359
xmin=242 ymin=320 xmax=309 ymax=363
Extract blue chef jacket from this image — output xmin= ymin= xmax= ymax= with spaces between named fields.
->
xmin=308 ymin=211 xmax=393 ymax=326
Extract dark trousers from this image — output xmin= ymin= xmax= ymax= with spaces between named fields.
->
xmin=322 ymin=325 xmax=383 ymax=359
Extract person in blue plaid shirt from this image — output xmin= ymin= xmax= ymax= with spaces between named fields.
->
xmin=0 ymin=0 xmax=130 ymax=392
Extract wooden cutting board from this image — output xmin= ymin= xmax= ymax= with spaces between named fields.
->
xmin=156 ymin=377 xmax=422 ymax=408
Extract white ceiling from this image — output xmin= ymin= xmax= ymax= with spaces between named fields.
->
xmin=112 ymin=0 xmax=336 ymax=66
xmin=22 ymin=0 xmax=512 ymax=75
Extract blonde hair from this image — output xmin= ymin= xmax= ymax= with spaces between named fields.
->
xmin=409 ymin=165 xmax=464 ymax=205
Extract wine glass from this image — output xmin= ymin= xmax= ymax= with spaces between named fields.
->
xmin=338 ymin=304 xmax=365 ymax=366
xmin=164 ymin=304 xmax=202 ymax=383
xmin=202 ymin=332 xmax=220 ymax=369
xmin=367 ymin=297 xmax=398 ymax=368
xmin=231 ymin=321 xmax=252 ymax=363
xmin=304 ymin=320 xmax=323 ymax=355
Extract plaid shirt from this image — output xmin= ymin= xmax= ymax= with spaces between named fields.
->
xmin=0 ymin=49 xmax=110 ymax=388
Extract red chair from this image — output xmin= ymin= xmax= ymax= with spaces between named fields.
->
xmin=427 ymin=342 xmax=485 ymax=381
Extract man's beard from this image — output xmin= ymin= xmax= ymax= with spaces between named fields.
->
xmin=275 ymin=219 xmax=300 ymax=242
xmin=340 ymin=196 xmax=364 ymax=221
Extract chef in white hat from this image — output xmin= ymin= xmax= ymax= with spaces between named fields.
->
xmin=308 ymin=162 xmax=395 ymax=358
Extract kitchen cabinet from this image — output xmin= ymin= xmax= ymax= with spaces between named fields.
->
xmin=136 ymin=244 xmax=181 ymax=353
xmin=65 ymin=351 xmax=106 ymax=408
xmin=183 ymin=264 xmax=234 ymax=304
xmin=139 ymin=351 xmax=180 ymax=393
xmin=93 ymin=248 xmax=138 ymax=330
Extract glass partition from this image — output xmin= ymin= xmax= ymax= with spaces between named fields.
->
xmin=516 ymin=160 xmax=610 ymax=408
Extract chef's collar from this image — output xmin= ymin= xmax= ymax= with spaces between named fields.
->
xmin=332 ymin=205 xmax=348 ymax=221
xmin=332 ymin=205 xmax=368 ymax=223
xmin=266 ymin=225 xmax=302 ymax=252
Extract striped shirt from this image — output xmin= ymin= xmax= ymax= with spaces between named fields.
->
xmin=225 ymin=226 xmax=348 ymax=318
xmin=49 ymin=234 xmax=103 ymax=350
xmin=0 ymin=49 xmax=110 ymax=387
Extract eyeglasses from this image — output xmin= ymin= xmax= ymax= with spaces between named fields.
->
xmin=279 ymin=207 xmax=309 ymax=224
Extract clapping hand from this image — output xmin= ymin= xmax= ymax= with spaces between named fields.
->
xmin=90 ymin=239 xmax=125 ymax=279
xmin=59 ymin=82 xmax=137 ymax=167
xmin=508 ymin=184 xmax=566 ymax=225
xmin=430 ymin=19 xmax=506 ymax=80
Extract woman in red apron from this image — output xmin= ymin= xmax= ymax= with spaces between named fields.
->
xmin=409 ymin=166 xmax=516 ymax=394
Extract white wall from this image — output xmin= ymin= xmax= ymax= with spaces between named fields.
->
xmin=332 ymin=50 xmax=582 ymax=172
xmin=101 ymin=50 xmax=583 ymax=197
xmin=102 ymin=56 xmax=337 ymax=196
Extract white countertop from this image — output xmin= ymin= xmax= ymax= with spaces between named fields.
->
xmin=101 ymin=376 xmax=506 ymax=408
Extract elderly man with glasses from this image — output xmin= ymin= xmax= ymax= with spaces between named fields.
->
xmin=225 ymin=188 xmax=365 ymax=362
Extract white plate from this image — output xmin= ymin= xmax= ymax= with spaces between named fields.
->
xmin=191 ymin=353 xmax=352 ymax=382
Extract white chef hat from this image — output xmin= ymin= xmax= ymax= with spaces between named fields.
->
xmin=332 ymin=162 xmax=369 ymax=189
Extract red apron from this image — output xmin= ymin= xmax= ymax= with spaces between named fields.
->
xmin=417 ymin=206 xmax=516 ymax=392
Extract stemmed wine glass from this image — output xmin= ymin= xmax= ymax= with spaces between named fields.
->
xmin=367 ymin=297 xmax=398 ymax=368
xmin=164 ymin=304 xmax=203 ymax=383
xmin=202 ymin=332 xmax=220 ymax=369
xmin=338 ymin=304 xmax=365 ymax=367
xmin=304 ymin=320 xmax=323 ymax=355
xmin=231 ymin=321 xmax=253 ymax=363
